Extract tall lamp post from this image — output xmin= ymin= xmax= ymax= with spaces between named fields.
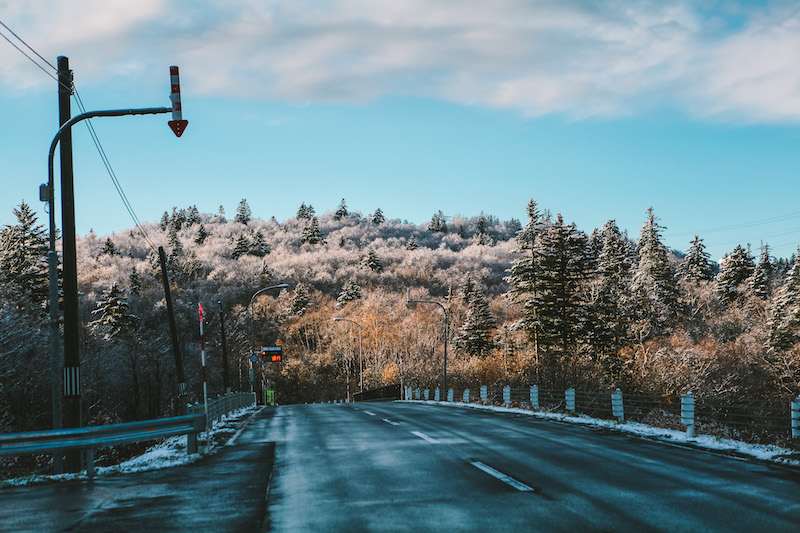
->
xmin=406 ymin=290 xmax=449 ymax=397
xmin=333 ymin=318 xmax=363 ymax=394
xmin=249 ymin=284 xmax=289 ymax=397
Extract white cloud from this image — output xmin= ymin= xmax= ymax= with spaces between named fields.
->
xmin=1 ymin=0 xmax=799 ymax=122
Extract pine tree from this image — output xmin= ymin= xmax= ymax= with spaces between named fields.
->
xmin=589 ymin=220 xmax=634 ymax=380
xmin=769 ymin=249 xmax=800 ymax=351
xmin=301 ymin=217 xmax=326 ymax=245
xmin=186 ymin=205 xmax=201 ymax=226
xmin=681 ymin=235 xmax=714 ymax=283
xmin=361 ymin=247 xmax=384 ymax=272
xmin=235 ymin=199 xmax=252 ymax=225
xmin=159 ymin=211 xmax=170 ymax=231
xmin=231 ymin=234 xmax=251 ymax=259
xmin=297 ymin=202 xmax=315 ymax=220
xmin=0 ymin=201 xmax=49 ymax=312
xmin=716 ymin=244 xmax=755 ymax=304
xmin=194 ymin=224 xmax=209 ymax=245
xmin=534 ymin=214 xmax=594 ymax=359
xmin=128 ymin=265 xmax=141 ymax=296
xmin=455 ymin=279 xmax=496 ymax=357
xmin=250 ymin=230 xmax=269 ymax=256
xmin=90 ymin=284 xmax=139 ymax=340
xmin=334 ymin=198 xmax=349 ymax=221
xmin=406 ymin=235 xmax=418 ymax=251
xmin=750 ymin=244 xmax=773 ymax=300
xmin=428 ymin=210 xmax=447 ymax=233
xmin=289 ymin=283 xmax=310 ymax=316
xmin=476 ymin=212 xmax=491 ymax=245
xmin=632 ymin=207 xmax=679 ymax=334
xmin=505 ymin=199 xmax=544 ymax=350
xmin=337 ymin=278 xmax=363 ymax=306
xmin=168 ymin=225 xmax=183 ymax=263
xmin=99 ymin=237 xmax=118 ymax=257
xmin=371 ymin=208 xmax=385 ymax=225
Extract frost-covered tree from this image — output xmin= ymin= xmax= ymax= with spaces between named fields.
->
xmin=128 ymin=265 xmax=141 ymax=296
xmin=301 ymin=217 xmax=326 ymax=245
xmin=455 ymin=278 xmax=495 ymax=357
xmin=231 ymin=234 xmax=251 ymax=259
xmin=505 ymin=199 xmax=544 ymax=350
xmin=361 ymin=247 xmax=384 ymax=272
xmin=750 ymin=244 xmax=774 ymax=300
xmin=716 ymin=244 xmax=755 ymax=304
xmin=334 ymin=198 xmax=349 ymax=221
xmin=428 ymin=210 xmax=447 ymax=233
xmin=168 ymin=225 xmax=183 ymax=263
xmin=632 ymin=207 xmax=679 ymax=334
xmin=371 ymin=208 xmax=385 ymax=225
xmin=589 ymin=220 xmax=634 ymax=378
xmin=234 ymin=199 xmax=252 ymax=225
xmin=0 ymin=201 xmax=49 ymax=312
xmin=250 ymin=230 xmax=269 ymax=257
xmin=534 ymin=213 xmax=594 ymax=359
xmin=90 ymin=284 xmax=138 ymax=340
xmin=288 ymin=283 xmax=310 ymax=316
xmin=194 ymin=223 xmax=209 ymax=245
xmin=681 ymin=235 xmax=714 ymax=283
xmin=769 ymin=249 xmax=800 ymax=351
xmin=297 ymin=202 xmax=315 ymax=220
xmin=406 ymin=235 xmax=418 ymax=251
xmin=337 ymin=278 xmax=362 ymax=306
xmin=99 ymin=237 xmax=118 ymax=257
xmin=159 ymin=211 xmax=170 ymax=231
xmin=186 ymin=205 xmax=201 ymax=226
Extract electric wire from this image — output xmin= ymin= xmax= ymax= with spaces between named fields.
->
xmin=0 ymin=17 xmax=160 ymax=254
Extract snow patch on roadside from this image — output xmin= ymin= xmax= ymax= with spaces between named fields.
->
xmin=0 ymin=405 xmax=262 ymax=488
xmin=401 ymin=400 xmax=800 ymax=467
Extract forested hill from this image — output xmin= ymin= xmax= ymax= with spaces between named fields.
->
xmin=1 ymin=197 xmax=799 ymax=439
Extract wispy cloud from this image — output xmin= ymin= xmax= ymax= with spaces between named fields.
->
xmin=2 ymin=0 xmax=799 ymax=122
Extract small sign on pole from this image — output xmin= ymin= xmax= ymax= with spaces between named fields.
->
xmin=168 ymin=66 xmax=189 ymax=137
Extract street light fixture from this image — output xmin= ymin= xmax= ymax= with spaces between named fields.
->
xmin=249 ymin=284 xmax=289 ymax=396
xmin=406 ymin=289 xmax=449 ymax=397
xmin=333 ymin=318 xmax=363 ymax=394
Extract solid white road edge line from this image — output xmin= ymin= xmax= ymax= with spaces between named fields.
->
xmin=470 ymin=461 xmax=535 ymax=492
xmin=411 ymin=431 xmax=439 ymax=444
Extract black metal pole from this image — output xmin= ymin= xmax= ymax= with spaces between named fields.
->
xmin=58 ymin=56 xmax=83 ymax=473
xmin=158 ymin=246 xmax=187 ymax=414
xmin=219 ymin=301 xmax=231 ymax=392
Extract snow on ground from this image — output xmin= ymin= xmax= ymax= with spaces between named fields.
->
xmin=402 ymin=400 xmax=800 ymax=467
xmin=0 ymin=405 xmax=262 ymax=488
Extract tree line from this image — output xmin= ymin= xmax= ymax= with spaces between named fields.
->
xmin=1 ymin=197 xmax=799 ymax=436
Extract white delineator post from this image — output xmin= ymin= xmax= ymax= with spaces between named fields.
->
xmin=199 ymin=304 xmax=209 ymax=434
xmin=168 ymin=66 xmax=188 ymax=137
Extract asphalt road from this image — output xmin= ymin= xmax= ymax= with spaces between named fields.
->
xmin=1 ymin=402 xmax=800 ymax=532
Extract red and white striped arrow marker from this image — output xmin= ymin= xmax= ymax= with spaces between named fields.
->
xmin=168 ymin=66 xmax=188 ymax=137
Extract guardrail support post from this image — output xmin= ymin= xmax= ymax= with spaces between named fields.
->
xmin=681 ymin=392 xmax=695 ymax=438
xmin=448 ymin=388 xmax=454 ymax=402
xmin=791 ymin=395 xmax=800 ymax=438
xmin=530 ymin=385 xmax=539 ymax=409
xmin=424 ymin=388 xmax=429 ymax=401
xmin=480 ymin=385 xmax=487 ymax=404
xmin=566 ymin=388 xmax=576 ymax=412
xmin=612 ymin=388 xmax=624 ymax=423
xmin=434 ymin=388 xmax=440 ymax=401
xmin=463 ymin=389 xmax=469 ymax=403
xmin=85 ymin=448 xmax=95 ymax=479
xmin=503 ymin=385 xmax=511 ymax=407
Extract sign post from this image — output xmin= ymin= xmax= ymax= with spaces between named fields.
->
xmin=168 ymin=66 xmax=189 ymax=137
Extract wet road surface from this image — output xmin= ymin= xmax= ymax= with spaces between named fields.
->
xmin=2 ymin=402 xmax=800 ymax=532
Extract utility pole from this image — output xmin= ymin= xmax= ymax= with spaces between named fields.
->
xmin=58 ymin=56 xmax=82 ymax=473
xmin=158 ymin=246 xmax=187 ymax=414
xmin=219 ymin=301 xmax=231 ymax=392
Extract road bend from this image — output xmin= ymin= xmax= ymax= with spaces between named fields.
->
xmin=1 ymin=402 xmax=800 ymax=532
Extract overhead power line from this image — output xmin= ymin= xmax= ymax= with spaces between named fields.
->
xmin=0 ymin=17 xmax=159 ymax=253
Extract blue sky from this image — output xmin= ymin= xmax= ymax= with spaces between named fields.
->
xmin=2 ymin=0 xmax=800 ymax=261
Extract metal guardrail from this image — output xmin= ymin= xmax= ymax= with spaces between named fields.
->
xmin=354 ymin=384 xmax=401 ymax=402
xmin=188 ymin=391 xmax=257 ymax=424
xmin=0 ymin=414 xmax=205 ymax=479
